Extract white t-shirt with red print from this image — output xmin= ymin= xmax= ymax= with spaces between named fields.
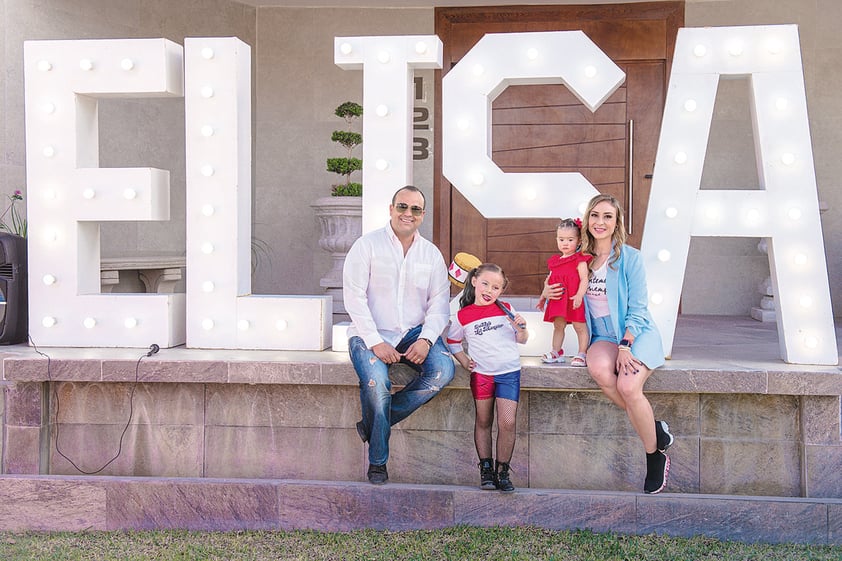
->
xmin=447 ymin=302 xmax=521 ymax=376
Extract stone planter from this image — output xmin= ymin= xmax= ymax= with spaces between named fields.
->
xmin=311 ymin=196 xmax=362 ymax=317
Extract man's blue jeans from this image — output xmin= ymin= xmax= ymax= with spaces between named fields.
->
xmin=349 ymin=325 xmax=455 ymax=466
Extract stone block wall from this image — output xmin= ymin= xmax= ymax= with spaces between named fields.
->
xmin=2 ymin=355 xmax=840 ymax=498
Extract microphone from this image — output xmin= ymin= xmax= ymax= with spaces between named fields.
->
xmin=496 ymin=301 xmax=526 ymax=329
xmin=146 ymin=344 xmax=160 ymax=357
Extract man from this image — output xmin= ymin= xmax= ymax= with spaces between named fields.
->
xmin=343 ymin=185 xmax=455 ymax=485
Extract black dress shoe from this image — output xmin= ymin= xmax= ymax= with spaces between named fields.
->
xmin=355 ymin=420 xmax=369 ymax=443
xmin=367 ymin=463 xmax=388 ymax=485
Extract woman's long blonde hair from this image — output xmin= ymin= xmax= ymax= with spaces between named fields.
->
xmin=580 ymin=193 xmax=626 ymax=270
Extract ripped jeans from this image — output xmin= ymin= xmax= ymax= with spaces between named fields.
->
xmin=349 ymin=325 xmax=455 ymax=466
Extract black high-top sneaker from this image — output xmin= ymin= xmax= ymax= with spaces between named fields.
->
xmin=644 ymin=450 xmax=670 ymax=494
xmin=478 ymin=458 xmax=497 ymax=490
xmin=655 ymin=420 xmax=674 ymax=452
xmin=496 ymin=460 xmax=515 ymax=493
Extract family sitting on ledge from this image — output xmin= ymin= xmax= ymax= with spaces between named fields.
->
xmin=343 ymin=186 xmax=673 ymax=494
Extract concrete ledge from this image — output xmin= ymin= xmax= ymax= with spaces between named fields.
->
xmin=3 ymin=350 xmax=841 ymax=396
xmin=0 ymin=475 xmax=839 ymax=545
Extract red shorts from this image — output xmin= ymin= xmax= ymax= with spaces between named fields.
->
xmin=470 ymin=370 xmax=521 ymax=401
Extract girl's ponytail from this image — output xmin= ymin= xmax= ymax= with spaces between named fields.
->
xmin=459 ymin=267 xmax=479 ymax=309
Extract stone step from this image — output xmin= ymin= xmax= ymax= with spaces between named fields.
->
xmin=0 ymin=474 xmax=840 ymax=545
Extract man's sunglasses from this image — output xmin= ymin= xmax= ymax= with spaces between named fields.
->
xmin=394 ymin=203 xmax=425 ymax=217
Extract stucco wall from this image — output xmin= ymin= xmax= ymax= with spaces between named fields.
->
xmin=252 ymin=7 xmax=434 ymax=295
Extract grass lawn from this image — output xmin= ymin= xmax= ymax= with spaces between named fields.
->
xmin=1 ymin=526 xmax=840 ymax=560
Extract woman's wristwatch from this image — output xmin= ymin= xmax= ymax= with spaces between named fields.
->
xmin=618 ymin=338 xmax=632 ymax=351
xmin=420 ymin=337 xmax=433 ymax=349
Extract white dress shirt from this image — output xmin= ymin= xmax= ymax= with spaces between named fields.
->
xmin=343 ymin=225 xmax=451 ymax=348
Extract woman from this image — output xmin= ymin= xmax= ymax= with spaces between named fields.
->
xmin=543 ymin=194 xmax=673 ymax=494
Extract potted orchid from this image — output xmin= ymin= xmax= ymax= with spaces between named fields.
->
xmin=0 ymin=190 xmax=26 ymax=238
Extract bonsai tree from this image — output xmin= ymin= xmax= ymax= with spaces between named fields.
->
xmin=326 ymin=101 xmax=363 ymax=196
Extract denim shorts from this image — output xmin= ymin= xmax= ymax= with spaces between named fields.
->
xmin=470 ymin=370 xmax=521 ymax=402
xmin=589 ymin=314 xmax=618 ymax=344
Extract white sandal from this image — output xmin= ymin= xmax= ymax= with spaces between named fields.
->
xmin=541 ymin=350 xmax=565 ymax=364
xmin=571 ymin=353 xmax=587 ymax=367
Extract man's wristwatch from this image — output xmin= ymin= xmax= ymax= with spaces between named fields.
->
xmin=420 ymin=337 xmax=433 ymax=349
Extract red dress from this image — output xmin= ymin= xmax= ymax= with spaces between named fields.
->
xmin=543 ymin=252 xmax=592 ymax=323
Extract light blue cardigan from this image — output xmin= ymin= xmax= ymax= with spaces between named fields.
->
xmin=584 ymin=244 xmax=665 ymax=370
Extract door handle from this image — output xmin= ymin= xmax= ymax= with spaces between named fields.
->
xmin=628 ymin=119 xmax=634 ymax=235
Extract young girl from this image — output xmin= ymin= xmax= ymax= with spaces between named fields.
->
xmin=537 ymin=217 xmax=591 ymax=366
xmin=446 ymin=263 xmax=529 ymax=492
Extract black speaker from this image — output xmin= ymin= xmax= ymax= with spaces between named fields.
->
xmin=0 ymin=233 xmax=28 ymax=345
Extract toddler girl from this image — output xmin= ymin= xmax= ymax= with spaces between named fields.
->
xmin=537 ymin=217 xmax=591 ymax=366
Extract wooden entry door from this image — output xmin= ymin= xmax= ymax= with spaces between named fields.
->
xmin=434 ymin=3 xmax=684 ymax=296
